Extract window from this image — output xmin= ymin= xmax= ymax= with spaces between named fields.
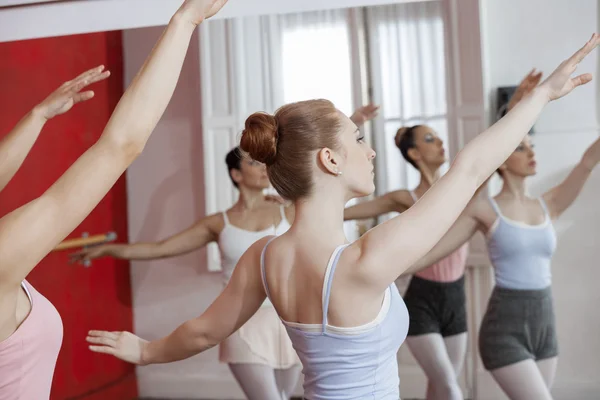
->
xmin=367 ymin=1 xmax=448 ymax=197
xmin=279 ymin=10 xmax=354 ymax=115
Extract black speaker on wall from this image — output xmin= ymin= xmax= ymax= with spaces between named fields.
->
xmin=496 ymin=85 xmax=534 ymax=133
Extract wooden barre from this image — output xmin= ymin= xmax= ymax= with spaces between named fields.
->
xmin=54 ymin=232 xmax=117 ymax=251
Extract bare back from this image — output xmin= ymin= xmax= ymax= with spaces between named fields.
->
xmin=261 ymin=232 xmax=386 ymax=330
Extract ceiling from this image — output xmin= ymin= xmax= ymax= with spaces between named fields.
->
xmin=0 ymin=0 xmax=430 ymax=43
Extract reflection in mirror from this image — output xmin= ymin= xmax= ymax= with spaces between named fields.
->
xmin=198 ymin=2 xmax=460 ymax=399
xmin=198 ymin=2 xmax=600 ymax=400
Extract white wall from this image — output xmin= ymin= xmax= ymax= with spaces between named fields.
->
xmin=480 ymin=0 xmax=600 ymax=398
xmin=124 ymin=27 xmax=245 ymax=399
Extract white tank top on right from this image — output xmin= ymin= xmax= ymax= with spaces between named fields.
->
xmin=486 ymin=197 xmax=557 ymax=290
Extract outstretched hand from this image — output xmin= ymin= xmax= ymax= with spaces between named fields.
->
xmin=539 ymin=33 xmax=600 ymax=102
xmin=350 ymin=104 xmax=380 ymax=126
xmin=507 ymin=69 xmax=543 ymax=111
xmin=176 ymin=0 xmax=229 ymax=26
xmin=87 ymin=330 xmax=148 ymax=365
xmin=35 ymin=66 xmax=110 ymax=120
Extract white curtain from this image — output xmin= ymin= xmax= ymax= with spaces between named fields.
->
xmin=265 ymin=9 xmax=355 ymax=115
xmin=233 ymin=10 xmax=355 ymax=115
xmin=230 ymin=4 xmax=446 ymax=241
xmin=367 ymin=1 xmax=448 ymax=195
xmin=273 ymin=9 xmax=360 ymax=240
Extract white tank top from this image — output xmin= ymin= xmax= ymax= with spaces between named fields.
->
xmin=218 ymin=205 xmax=291 ymax=306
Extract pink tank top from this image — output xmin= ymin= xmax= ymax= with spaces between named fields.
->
xmin=0 ymin=281 xmax=63 ymax=399
xmin=410 ymin=191 xmax=469 ymax=282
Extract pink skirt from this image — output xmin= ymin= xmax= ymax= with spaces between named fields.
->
xmin=219 ymin=305 xmax=300 ymax=368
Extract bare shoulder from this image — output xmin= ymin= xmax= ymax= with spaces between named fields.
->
xmin=200 ymin=212 xmax=228 ymax=235
xmin=247 ymin=235 xmax=277 ymax=269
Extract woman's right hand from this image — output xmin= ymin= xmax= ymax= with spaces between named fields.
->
xmin=34 ymin=66 xmax=110 ymax=121
xmin=539 ymin=33 xmax=600 ymax=101
xmin=70 ymin=244 xmax=112 ymax=264
xmin=87 ymin=330 xmax=148 ymax=365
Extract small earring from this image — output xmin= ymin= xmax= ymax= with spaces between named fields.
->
xmin=337 ymin=171 xmax=343 ymax=176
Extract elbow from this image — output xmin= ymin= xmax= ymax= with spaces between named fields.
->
xmin=99 ymin=129 xmax=147 ymax=164
xmin=184 ymin=320 xmax=219 ymax=352
xmin=451 ymin=151 xmax=488 ymax=193
xmin=115 ymin=139 xmax=145 ymax=164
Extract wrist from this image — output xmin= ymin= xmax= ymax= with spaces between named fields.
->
xmin=170 ymin=10 xmax=203 ymax=30
xmin=531 ymin=86 xmax=552 ymax=104
xmin=140 ymin=340 xmax=154 ymax=366
xmin=580 ymin=156 xmax=596 ymax=172
xmin=30 ymin=106 xmax=49 ymax=123
xmin=102 ymin=244 xmax=118 ymax=256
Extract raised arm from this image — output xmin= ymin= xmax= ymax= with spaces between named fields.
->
xmin=401 ymin=202 xmax=482 ymax=276
xmin=355 ymin=34 xmax=600 ymax=288
xmin=0 ymin=0 xmax=230 ymax=288
xmin=70 ymin=213 xmax=221 ymax=263
xmin=86 ymin=236 xmax=269 ymax=364
xmin=542 ymin=136 xmax=600 ymax=218
xmin=350 ymin=104 xmax=379 ymax=127
xmin=0 ymin=67 xmax=109 ymax=193
xmin=344 ymin=191 xmax=410 ymax=221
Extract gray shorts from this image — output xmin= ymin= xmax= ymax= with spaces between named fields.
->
xmin=479 ymin=286 xmax=558 ymax=371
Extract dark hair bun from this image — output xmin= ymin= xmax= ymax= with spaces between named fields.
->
xmin=394 ymin=127 xmax=409 ymax=148
xmin=240 ymin=112 xmax=279 ymax=165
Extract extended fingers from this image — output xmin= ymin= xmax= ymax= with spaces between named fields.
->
xmin=570 ymin=72 xmax=593 ymax=88
xmin=73 ymin=65 xmax=105 ymax=84
xmin=72 ymin=91 xmax=95 ymax=104
xmin=88 ymin=330 xmax=120 ymax=340
xmin=88 ymin=345 xmax=117 ymax=355
xmin=65 ymin=67 xmax=110 ymax=94
xmin=86 ymin=335 xmax=116 ymax=347
xmin=568 ymin=33 xmax=600 ymax=66
xmin=86 ymin=70 xmax=111 ymax=86
xmin=70 ymin=70 xmax=110 ymax=93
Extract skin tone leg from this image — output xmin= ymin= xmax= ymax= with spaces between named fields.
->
xmin=536 ymin=357 xmax=558 ymax=389
xmin=406 ymin=333 xmax=464 ymax=400
xmin=275 ymin=365 xmax=302 ymax=399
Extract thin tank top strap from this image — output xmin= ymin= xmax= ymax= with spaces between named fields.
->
xmin=260 ymin=237 xmax=277 ymax=301
xmin=488 ymin=196 xmax=502 ymax=216
xmin=409 ymin=191 xmax=418 ymax=203
xmin=21 ymin=280 xmax=32 ymax=302
xmin=222 ymin=211 xmax=230 ymax=225
xmin=321 ymin=244 xmax=350 ymax=332
xmin=279 ymin=205 xmax=287 ymax=222
xmin=538 ymin=197 xmax=550 ymax=217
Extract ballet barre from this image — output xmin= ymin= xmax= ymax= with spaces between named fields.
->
xmin=54 ymin=232 xmax=117 ymax=252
